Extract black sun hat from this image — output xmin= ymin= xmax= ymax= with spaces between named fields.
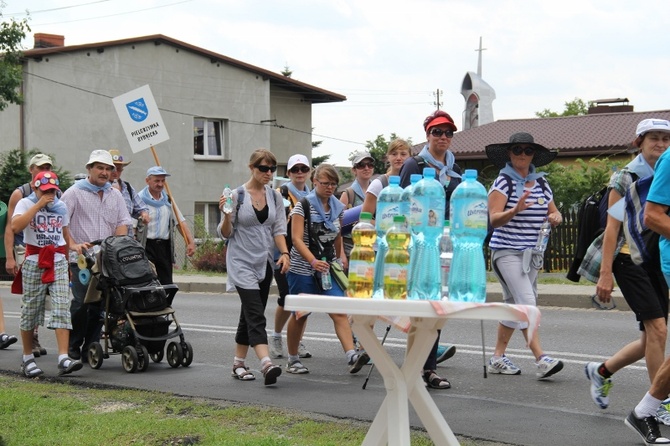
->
xmin=485 ymin=132 xmax=558 ymax=168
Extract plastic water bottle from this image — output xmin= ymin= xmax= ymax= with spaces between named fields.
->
xmin=440 ymin=220 xmax=453 ymax=300
xmin=401 ymin=174 xmax=422 ymax=219
xmin=448 ymin=169 xmax=488 ymax=303
xmin=384 ymin=215 xmax=410 ymax=300
xmin=320 ymin=257 xmax=332 ymax=291
xmin=408 ymin=168 xmax=445 ymax=300
xmin=534 ymin=218 xmax=551 ymax=253
xmin=222 ymin=184 xmax=233 ymax=214
xmin=348 ymin=212 xmax=376 ymax=298
xmin=372 ymin=176 xmax=403 ymax=299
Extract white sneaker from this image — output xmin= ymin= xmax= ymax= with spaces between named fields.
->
xmin=487 ymin=355 xmax=521 ymax=375
xmin=536 ymin=356 xmax=563 ymax=379
xmin=584 ymin=362 xmax=612 ymax=409
xmin=298 ymin=342 xmax=312 ymax=358
xmin=269 ymin=336 xmax=283 ymax=358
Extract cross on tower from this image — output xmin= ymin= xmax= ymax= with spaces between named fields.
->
xmin=475 ymin=36 xmax=487 ymax=77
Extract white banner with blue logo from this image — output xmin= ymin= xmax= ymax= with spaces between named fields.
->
xmin=112 ymin=84 xmax=170 ymax=153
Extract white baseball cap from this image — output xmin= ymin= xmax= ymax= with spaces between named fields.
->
xmin=636 ymin=118 xmax=670 ymax=137
xmin=287 ymin=154 xmax=309 ymax=170
xmin=29 ymin=153 xmax=52 ymax=167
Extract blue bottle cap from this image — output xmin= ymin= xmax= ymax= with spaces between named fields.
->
xmin=423 ymin=168 xmax=435 ymax=178
xmin=389 ymin=175 xmax=400 ymax=185
xmin=410 ymin=174 xmax=422 ymax=184
xmin=464 ymin=169 xmax=478 ymax=179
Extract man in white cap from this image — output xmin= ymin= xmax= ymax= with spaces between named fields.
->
xmin=61 ymin=149 xmax=133 ymax=361
xmin=4 ymin=153 xmax=56 ymax=357
xmin=137 ymin=166 xmax=196 ymax=286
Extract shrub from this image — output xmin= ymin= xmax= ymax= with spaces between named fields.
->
xmin=192 ymin=239 xmax=227 ymax=273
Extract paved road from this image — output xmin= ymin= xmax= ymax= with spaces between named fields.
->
xmin=0 ymin=286 xmax=660 ymax=445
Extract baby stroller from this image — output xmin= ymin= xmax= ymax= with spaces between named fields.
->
xmin=85 ymin=235 xmax=193 ymax=373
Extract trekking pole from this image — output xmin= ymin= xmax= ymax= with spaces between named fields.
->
xmin=362 ymin=324 xmax=392 ymax=390
xmin=481 ymin=320 xmax=487 ymax=378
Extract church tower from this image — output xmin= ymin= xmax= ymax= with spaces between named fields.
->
xmin=461 ymin=37 xmax=496 ymax=130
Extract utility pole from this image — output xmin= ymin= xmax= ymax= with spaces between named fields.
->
xmin=433 ymin=89 xmax=443 ymax=110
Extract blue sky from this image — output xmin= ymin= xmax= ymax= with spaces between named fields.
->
xmin=10 ymin=0 xmax=670 ymax=166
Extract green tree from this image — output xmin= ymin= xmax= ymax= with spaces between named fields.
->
xmin=542 ymin=157 xmax=624 ymax=209
xmin=535 ymin=98 xmax=590 ymax=118
xmin=360 ymin=133 xmax=412 ymax=174
xmin=0 ymin=16 xmax=30 ymax=111
xmin=0 ymin=148 xmax=73 ymax=204
xmin=311 ymin=154 xmax=330 ymax=167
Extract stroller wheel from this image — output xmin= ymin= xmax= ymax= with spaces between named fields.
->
xmin=167 ymin=341 xmax=183 ymax=368
xmin=150 ymin=349 xmax=164 ymax=363
xmin=88 ymin=342 xmax=104 ymax=369
xmin=121 ymin=346 xmax=139 ymax=373
xmin=137 ymin=345 xmax=150 ymax=373
xmin=181 ymin=342 xmax=194 ymax=367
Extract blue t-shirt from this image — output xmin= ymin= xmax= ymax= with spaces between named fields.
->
xmin=646 ymin=149 xmax=670 ymax=276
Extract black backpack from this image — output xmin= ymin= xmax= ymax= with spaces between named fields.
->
xmin=100 ymin=235 xmax=156 ymax=286
xmin=566 ymin=172 xmax=638 ymax=282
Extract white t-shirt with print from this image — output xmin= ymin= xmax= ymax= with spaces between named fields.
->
xmin=14 ymin=197 xmax=69 ymax=262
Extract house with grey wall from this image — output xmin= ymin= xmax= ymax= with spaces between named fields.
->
xmin=1 ymin=33 xmax=345 ymax=242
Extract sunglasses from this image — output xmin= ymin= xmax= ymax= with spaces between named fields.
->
xmin=289 ymin=165 xmax=310 ymax=174
xmin=255 ymin=164 xmax=277 ymax=173
xmin=355 ymin=162 xmax=375 ymax=169
xmin=510 ymin=146 xmax=535 ymax=156
xmin=429 ymin=128 xmax=454 ymax=138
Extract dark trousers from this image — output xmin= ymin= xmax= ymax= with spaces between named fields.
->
xmin=235 ymin=263 xmax=273 ymax=347
xmin=145 ymin=238 xmax=173 ymax=285
xmin=69 ymin=263 xmax=103 ymax=354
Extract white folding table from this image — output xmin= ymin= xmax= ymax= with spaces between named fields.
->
xmin=284 ymin=295 xmax=541 ymax=446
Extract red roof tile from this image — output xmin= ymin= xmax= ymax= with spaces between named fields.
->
xmin=413 ymin=109 xmax=670 ymax=161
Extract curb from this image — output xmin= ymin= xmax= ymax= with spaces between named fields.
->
xmin=171 ymin=279 xmax=630 ymax=312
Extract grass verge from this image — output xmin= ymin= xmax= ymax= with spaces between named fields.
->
xmin=0 ymin=374 xmax=509 ymax=446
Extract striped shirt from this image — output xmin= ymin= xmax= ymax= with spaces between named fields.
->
xmin=289 ymin=201 xmax=343 ymax=277
xmin=488 ymin=176 xmax=553 ymax=251
xmin=61 ymin=185 xmax=133 ymax=262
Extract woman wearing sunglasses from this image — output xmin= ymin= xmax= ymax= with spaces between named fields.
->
xmin=269 ymin=154 xmax=312 ymax=360
xmin=218 ymin=148 xmax=289 ymax=386
xmin=340 ymin=152 xmax=376 ymax=264
xmin=398 ymin=110 xmax=461 ymax=390
xmin=485 ymin=132 xmax=564 ymax=379
xmin=285 ymin=164 xmax=369 ymax=375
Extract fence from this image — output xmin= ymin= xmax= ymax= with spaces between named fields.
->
xmin=485 ymin=205 xmax=578 ymax=273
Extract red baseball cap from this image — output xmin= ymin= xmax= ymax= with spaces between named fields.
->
xmin=423 ymin=110 xmax=457 ymax=132
xmin=33 ymin=171 xmax=60 ymax=192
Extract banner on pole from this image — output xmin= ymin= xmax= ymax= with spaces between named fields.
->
xmin=113 ymin=84 xmax=170 ymax=153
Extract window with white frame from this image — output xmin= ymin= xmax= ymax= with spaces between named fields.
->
xmin=194 ymin=118 xmax=229 ymax=160
xmin=194 ymin=202 xmax=222 ymax=239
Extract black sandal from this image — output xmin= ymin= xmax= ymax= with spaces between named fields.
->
xmin=262 ymin=363 xmax=281 ymax=386
xmin=231 ymin=363 xmax=255 ymax=381
xmin=424 ymin=370 xmax=451 ymax=389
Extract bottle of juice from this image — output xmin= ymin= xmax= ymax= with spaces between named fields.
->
xmin=347 ymin=212 xmax=376 ymax=298
xmin=383 ymin=215 xmax=410 ymax=300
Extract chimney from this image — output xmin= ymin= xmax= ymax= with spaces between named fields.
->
xmin=588 ymin=98 xmax=634 ymax=115
xmin=34 ymin=33 xmax=65 ymax=49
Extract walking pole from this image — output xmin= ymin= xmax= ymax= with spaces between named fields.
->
xmin=481 ymin=320 xmax=487 ymax=378
xmin=362 ymin=324 xmax=392 ymax=390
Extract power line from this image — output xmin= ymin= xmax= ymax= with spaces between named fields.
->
xmin=9 ymin=0 xmax=194 ymax=25
xmin=5 ymin=1 xmax=112 ymax=17
xmin=24 ymin=71 xmax=367 ymax=147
